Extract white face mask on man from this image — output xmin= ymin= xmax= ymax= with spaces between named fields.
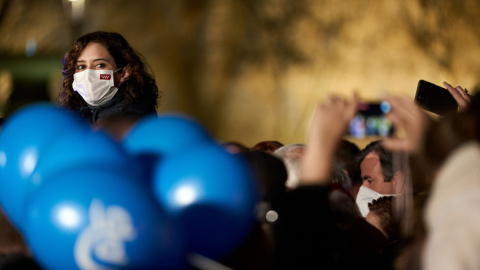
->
xmin=355 ymin=185 xmax=396 ymax=217
xmin=72 ymin=68 xmax=122 ymax=106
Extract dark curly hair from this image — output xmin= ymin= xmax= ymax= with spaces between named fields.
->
xmin=58 ymin=31 xmax=159 ymax=111
xmin=368 ymin=196 xmax=399 ymax=239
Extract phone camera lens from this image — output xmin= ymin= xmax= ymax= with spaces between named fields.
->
xmin=380 ymin=101 xmax=391 ymax=113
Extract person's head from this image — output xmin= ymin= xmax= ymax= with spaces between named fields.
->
xmin=221 ymin=141 xmax=250 ymax=154
xmin=336 ymin=139 xmax=360 ymax=177
xmin=357 ymin=140 xmax=406 ymax=195
xmin=242 ymin=151 xmax=288 ymax=224
xmin=273 ymin=143 xmax=305 ymax=190
xmin=331 ymin=160 xmax=352 ymax=190
xmin=366 ymin=196 xmax=398 ymax=240
xmin=220 ymin=151 xmax=287 ymax=269
xmin=250 ymin=140 xmax=284 ymax=155
xmin=59 ymin=31 xmax=159 ymax=111
xmin=335 ymin=139 xmax=361 ymax=198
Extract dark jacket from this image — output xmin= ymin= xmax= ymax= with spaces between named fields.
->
xmin=272 ymin=185 xmax=390 ymax=270
xmin=77 ymin=90 xmax=157 ymax=124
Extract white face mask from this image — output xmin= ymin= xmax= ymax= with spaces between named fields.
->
xmin=72 ymin=68 xmax=122 ymax=106
xmin=355 ymin=185 xmax=395 ymax=217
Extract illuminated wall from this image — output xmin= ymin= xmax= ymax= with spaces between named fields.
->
xmin=1 ymin=0 xmax=479 ymax=148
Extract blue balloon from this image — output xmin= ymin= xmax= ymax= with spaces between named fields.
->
xmin=122 ymin=114 xmax=215 ymax=184
xmin=153 ymin=143 xmax=260 ymax=259
xmin=31 ymin=129 xmax=146 ymax=191
xmin=23 ymin=167 xmax=184 ymax=270
xmin=0 ymin=103 xmax=89 ymax=228
xmin=122 ymin=113 xmax=214 ymax=157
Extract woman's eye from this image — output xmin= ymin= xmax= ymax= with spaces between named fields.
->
xmin=95 ymin=63 xmax=106 ymax=68
xmin=76 ymin=65 xmax=85 ymax=71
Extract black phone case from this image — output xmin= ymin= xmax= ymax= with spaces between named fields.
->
xmin=414 ymin=80 xmax=458 ymax=116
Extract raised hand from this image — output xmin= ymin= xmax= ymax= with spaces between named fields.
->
xmin=300 ymin=95 xmax=358 ymax=185
xmin=443 ymin=81 xmax=472 ymax=112
xmin=382 ymin=95 xmax=430 ymax=154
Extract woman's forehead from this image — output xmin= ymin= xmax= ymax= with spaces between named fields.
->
xmin=77 ymin=42 xmax=113 ymax=62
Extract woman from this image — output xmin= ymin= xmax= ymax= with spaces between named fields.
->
xmin=58 ymin=31 xmax=159 ymax=124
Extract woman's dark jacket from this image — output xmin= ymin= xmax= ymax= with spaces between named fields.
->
xmin=77 ymin=90 xmax=157 ymax=124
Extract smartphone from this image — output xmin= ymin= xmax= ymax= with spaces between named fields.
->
xmin=349 ymin=101 xmax=393 ymax=138
xmin=414 ymin=80 xmax=458 ymax=116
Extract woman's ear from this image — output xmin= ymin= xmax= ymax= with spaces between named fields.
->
xmin=120 ymin=64 xmax=131 ymax=83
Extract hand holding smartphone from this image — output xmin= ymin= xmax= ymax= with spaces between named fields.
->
xmin=348 ymin=79 xmax=459 ymax=138
xmin=414 ymin=80 xmax=458 ymax=116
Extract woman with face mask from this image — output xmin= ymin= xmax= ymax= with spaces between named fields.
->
xmin=58 ymin=31 xmax=159 ymax=124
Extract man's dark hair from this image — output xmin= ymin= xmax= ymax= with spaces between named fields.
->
xmin=356 ymin=140 xmax=397 ymax=182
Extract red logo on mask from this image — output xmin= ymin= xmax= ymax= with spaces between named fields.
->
xmin=100 ymin=74 xmax=111 ymax=80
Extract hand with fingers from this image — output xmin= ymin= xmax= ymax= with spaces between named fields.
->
xmin=300 ymin=95 xmax=359 ymax=185
xmin=443 ymin=81 xmax=472 ymax=112
xmin=382 ymin=95 xmax=431 ymax=154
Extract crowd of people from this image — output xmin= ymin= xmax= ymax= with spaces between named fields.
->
xmin=219 ymin=87 xmax=478 ymax=270
xmin=0 ymin=30 xmax=478 ymax=269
